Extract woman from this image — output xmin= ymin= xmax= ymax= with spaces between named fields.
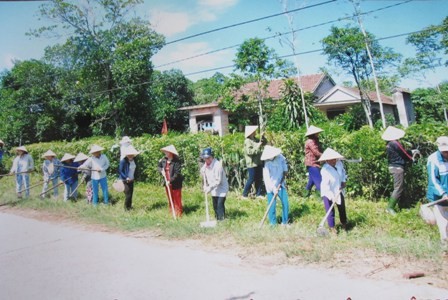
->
xmin=158 ymin=145 xmax=183 ymax=217
xmin=304 ymin=125 xmax=324 ymax=198
xmin=382 ymin=126 xmax=413 ymax=215
xmin=41 ymin=149 xmax=60 ymax=199
xmin=74 ymin=152 xmax=92 ymax=203
xmin=319 ymin=148 xmax=348 ymax=234
xmin=261 ymin=145 xmax=289 ymax=226
xmin=200 ymin=147 xmax=228 ymax=221
xmin=242 ymin=125 xmax=264 ymax=199
xmin=60 ymin=153 xmax=79 ymax=201
xmin=10 ymin=146 xmax=34 ymax=198
xmin=119 ymin=145 xmax=140 ymax=210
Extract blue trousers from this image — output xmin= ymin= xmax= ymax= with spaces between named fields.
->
xmin=243 ymin=166 xmax=263 ymax=197
xmin=266 ymin=188 xmax=289 ymax=225
xmin=42 ymin=177 xmax=59 ymax=197
xmin=92 ymin=177 xmax=109 ymax=205
xmin=16 ymin=174 xmax=30 ymax=197
xmin=64 ymin=180 xmax=78 ymax=201
xmin=306 ymin=166 xmax=321 ymax=192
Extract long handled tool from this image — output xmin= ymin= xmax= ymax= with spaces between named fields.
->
xmin=317 ymin=191 xmax=342 ymax=236
xmin=419 ymin=197 xmax=448 ymax=225
xmin=18 ymin=179 xmax=46 ymax=194
xmin=162 ymin=173 xmax=177 ymax=220
xmin=259 ymin=183 xmax=282 ymax=228
xmin=40 ymin=177 xmax=71 ymax=197
xmin=1 ymin=171 xmax=33 ymax=177
xmin=55 ymin=164 xmax=100 ymax=172
xmin=69 ymin=174 xmax=86 ymax=198
xmin=200 ymin=174 xmax=216 ymax=228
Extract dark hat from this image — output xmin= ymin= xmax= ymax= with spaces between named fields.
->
xmin=201 ymin=147 xmax=213 ymax=158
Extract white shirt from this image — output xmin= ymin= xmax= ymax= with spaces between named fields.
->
xmin=263 ymin=154 xmax=288 ymax=193
xmin=201 ymin=158 xmax=229 ymax=197
xmin=128 ymin=160 xmax=136 ymax=180
xmin=320 ymin=160 xmax=347 ymax=204
xmin=80 ymin=154 xmax=109 ymax=180
xmin=10 ymin=153 xmax=34 ymax=174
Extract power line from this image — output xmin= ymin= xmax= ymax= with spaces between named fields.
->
xmin=164 ymin=0 xmax=338 ymax=45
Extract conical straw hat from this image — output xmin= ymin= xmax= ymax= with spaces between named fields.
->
xmin=436 ymin=136 xmax=448 ymax=152
xmin=60 ymin=153 xmax=76 ymax=162
xmin=261 ymin=145 xmax=282 ymax=161
xmin=161 ymin=145 xmax=178 ymax=156
xmin=318 ymin=148 xmax=344 ymax=162
xmin=89 ymin=144 xmax=105 ymax=154
xmin=16 ymin=146 xmax=28 ymax=153
xmin=119 ymin=136 xmax=132 ymax=145
xmin=74 ymin=152 xmax=89 ymax=162
xmin=381 ymin=126 xmax=405 ymax=141
xmin=123 ymin=145 xmax=140 ymax=156
xmin=305 ymin=125 xmax=323 ymax=137
xmin=42 ymin=150 xmax=56 ymax=158
xmin=244 ymin=125 xmax=258 ymax=138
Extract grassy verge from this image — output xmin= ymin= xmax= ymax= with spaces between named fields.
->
xmin=0 ymin=174 xmax=445 ymax=268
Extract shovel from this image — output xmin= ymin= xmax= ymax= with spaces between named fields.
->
xmin=200 ymin=190 xmax=216 ymax=228
xmin=40 ymin=177 xmax=71 ymax=197
xmin=18 ymin=180 xmax=46 ymax=194
xmin=162 ymin=173 xmax=177 ymax=220
xmin=259 ymin=183 xmax=282 ymax=228
xmin=317 ymin=191 xmax=342 ymax=236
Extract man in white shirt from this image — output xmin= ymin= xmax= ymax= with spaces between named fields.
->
xmin=10 ymin=146 xmax=34 ymax=198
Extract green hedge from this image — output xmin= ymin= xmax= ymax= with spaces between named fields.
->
xmin=2 ymin=122 xmax=446 ymax=204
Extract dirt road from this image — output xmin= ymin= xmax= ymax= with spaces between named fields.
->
xmin=0 ymin=211 xmax=446 ymax=300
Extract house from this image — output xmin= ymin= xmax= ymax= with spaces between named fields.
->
xmin=180 ymin=73 xmax=415 ymax=135
xmin=178 ymin=102 xmax=229 ymax=136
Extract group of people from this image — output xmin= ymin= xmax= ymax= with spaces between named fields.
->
xmin=2 ymin=125 xmax=448 ymax=243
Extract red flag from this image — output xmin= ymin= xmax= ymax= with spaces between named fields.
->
xmin=161 ymin=119 xmax=168 ymax=135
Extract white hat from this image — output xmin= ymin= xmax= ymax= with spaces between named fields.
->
xmin=381 ymin=126 xmax=405 ymax=141
xmin=318 ymin=148 xmax=344 ymax=162
xmin=89 ymin=144 xmax=105 ymax=154
xmin=305 ymin=125 xmax=323 ymax=137
xmin=0 ymin=139 xmax=4 ymax=145
xmin=60 ymin=153 xmax=76 ymax=162
xmin=42 ymin=150 xmax=57 ymax=158
xmin=161 ymin=145 xmax=179 ymax=156
xmin=261 ymin=145 xmax=282 ymax=161
xmin=436 ymin=136 xmax=448 ymax=152
xmin=244 ymin=126 xmax=258 ymax=138
xmin=124 ymin=145 xmax=140 ymax=156
xmin=16 ymin=146 xmax=28 ymax=153
xmin=119 ymin=136 xmax=132 ymax=145
xmin=74 ymin=152 xmax=89 ymax=162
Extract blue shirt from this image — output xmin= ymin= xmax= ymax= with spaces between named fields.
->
xmin=426 ymin=151 xmax=448 ymax=202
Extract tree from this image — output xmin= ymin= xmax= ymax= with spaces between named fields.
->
xmin=29 ymin=0 xmax=165 ymax=137
xmin=321 ymin=26 xmax=401 ymax=128
xmin=234 ymin=38 xmax=296 ymax=130
xmin=192 ymin=72 xmax=227 ymax=105
xmin=411 ymin=83 xmax=448 ymax=124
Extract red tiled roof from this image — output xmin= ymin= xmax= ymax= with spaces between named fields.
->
xmin=345 ymin=87 xmax=394 ymax=105
xmin=237 ymin=73 xmax=327 ymax=100
xmin=178 ymin=102 xmax=220 ymax=111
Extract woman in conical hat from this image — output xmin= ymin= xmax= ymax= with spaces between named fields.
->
xmin=319 ymin=148 xmax=347 ymax=234
xmin=119 ymin=136 xmax=132 ymax=160
xmin=118 ymin=145 xmax=140 ymax=210
xmin=382 ymin=126 xmax=414 ymax=215
xmin=261 ymin=145 xmax=289 ymax=226
xmin=158 ymin=145 xmax=183 ymax=217
xmin=242 ymin=125 xmax=265 ymax=199
xmin=9 ymin=145 xmax=34 ymax=198
xmin=60 ymin=153 xmax=79 ymax=201
xmin=74 ymin=152 xmax=93 ymax=203
xmin=304 ymin=125 xmax=324 ymax=198
xmin=41 ymin=150 xmax=60 ymax=199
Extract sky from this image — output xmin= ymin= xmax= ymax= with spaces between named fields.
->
xmin=0 ymin=0 xmax=447 ymax=91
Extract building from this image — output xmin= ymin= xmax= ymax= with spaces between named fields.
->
xmin=178 ymin=102 xmax=229 ymax=137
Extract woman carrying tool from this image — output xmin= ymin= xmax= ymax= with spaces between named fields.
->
xmin=158 ymin=145 xmax=183 ymax=217
xmin=319 ymin=148 xmax=347 ymax=234
xmin=9 ymin=146 xmax=34 ymax=198
xmin=200 ymin=147 xmax=228 ymax=221
xmin=119 ymin=145 xmax=140 ymax=211
xmin=60 ymin=153 xmax=79 ymax=201
xmin=242 ymin=125 xmax=265 ymax=199
xmin=304 ymin=125 xmax=324 ymax=198
xmin=41 ymin=150 xmax=60 ymax=199
xmin=74 ymin=152 xmax=92 ymax=203
xmin=261 ymin=145 xmax=289 ymax=226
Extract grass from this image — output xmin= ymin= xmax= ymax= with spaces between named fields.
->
xmin=0 ymin=173 xmax=446 ymax=273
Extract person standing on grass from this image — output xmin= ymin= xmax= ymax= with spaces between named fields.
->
xmin=79 ymin=145 xmax=110 ymax=205
xmin=261 ymin=145 xmax=289 ymax=226
xmin=9 ymin=146 xmax=34 ymax=198
xmin=242 ymin=125 xmax=265 ymax=199
xmin=60 ymin=153 xmax=79 ymax=201
xmin=382 ymin=126 xmax=413 ymax=215
xmin=158 ymin=145 xmax=183 ymax=217
xmin=74 ymin=152 xmax=92 ymax=203
xmin=119 ymin=145 xmax=140 ymax=211
xmin=41 ymin=150 xmax=60 ymax=199
xmin=119 ymin=136 xmax=132 ymax=160
xmin=426 ymin=136 xmax=448 ymax=246
xmin=201 ymin=147 xmax=229 ymax=221
xmin=319 ymin=148 xmax=348 ymax=234
xmin=304 ymin=125 xmax=324 ymax=198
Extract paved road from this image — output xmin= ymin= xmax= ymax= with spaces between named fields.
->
xmin=0 ymin=211 xmax=447 ymax=300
